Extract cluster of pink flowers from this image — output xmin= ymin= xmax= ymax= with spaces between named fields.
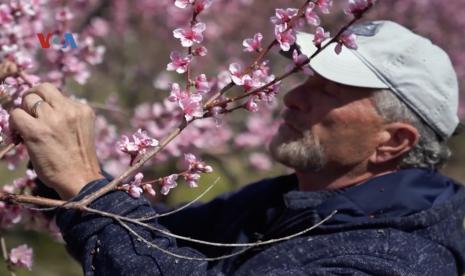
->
xmin=228 ymin=61 xmax=280 ymax=111
xmin=8 ymin=244 xmax=33 ymax=271
xmin=163 ymin=0 xmax=216 ymax=121
xmin=117 ymin=128 xmax=160 ymax=159
xmin=287 ymin=50 xmax=313 ymax=75
xmin=120 ymin=172 xmax=155 ymax=198
xmin=1 ymin=170 xmax=35 ymax=228
xmin=129 ymin=98 xmax=232 ymax=166
xmin=269 ymin=0 xmax=360 ymax=57
xmin=1 ymin=169 xmax=61 ymax=244
xmin=121 ymin=153 xmax=213 ymax=198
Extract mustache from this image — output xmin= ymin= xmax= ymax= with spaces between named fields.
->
xmin=281 ymin=109 xmax=310 ymax=132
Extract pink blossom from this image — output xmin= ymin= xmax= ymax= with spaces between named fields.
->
xmin=9 ymin=1 xmax=36 ymax=16
xmin=192 ymin=46 xmax=208 ymax=56
xmin=175 ymin=0 xmax=195 ymax=9
xmin=168 ymin=83 xmax=188 ymax=102
xmin=0 ymin=202 xmax=22 ymax=226
xmin=46 ymin=70 xmax=64 ymax=87
xmin=249 ymin=152 xmax=272 ymax=171
xmin=286 ymin=49 xmax=313 ymax=75
xmin=235 ymin=113 xmax=281 ymax=149
xmin=229 ymin=63 xmax=245 ymax=85
xmin=345 ymin=0 xmax=374 ymax=16
xmin=313 ymin=26 xmax=330 ymax=47
xmin=84 ymin=44 xmax=106 ymax=65
xmin=217 ymin=70 xmax=232 ymax=89
xmin=305 ymin=3 xmax=320 ymax=26
xmin=133 ymin=129 xmax=160 ymax=149
xmin=184 ymin=153 xmax=213 ymax=173
xmin=241 ymin=75 xmax=258 ymax=91
xmin=0 ymin=4 xmax=13 ymax=25
xmin=185 ymin=173 xmax=201 ymax=187
xmin=26 ymin=169 xmax=37 ymax=180
xmin=194 ymin=74 xmax=210 ymax=93
xmin=126 ymin=172 xmax=144 ymax=198
xmin=153 ymin=72 xmax=173 ymax=90
xmin=275 ymin=27 xmax=296 ymax=52
xmin=179 ymin=93 xmax=204 ymax=121
xmin=62 ymin=56 xmax=90 ymax=85
xmin=335 ymin=31 xmax=357 ymax=54
xmin=8 ymin=245 xmax=33 ymax=270
xmin=55 ymin=7 xmax=74 ymax=22
xmin=243 ymin=33 xmax=263 ymax=52
xmin=173 ymin=22 xmax=207 ymax=47
xmin=167 ymin=51 xmax=193 ymax=74
xmin=130 ymin=172 xmax=144 ymax=186
xmin=88 ymin=18 xmax=110 ymax=37
xmin=128 ymin=185 xmax=143 ymax=198
xmin=315 ymin=0 xmax=333 ymax=14
xmin=245 ymin=97 xmax=259 ymax=112
xmin=194 ymin=0 xmax=213 ymax=14
xmin=270 ymin=8 xmax=299 ymax=31
xmin=160 ymin=174 xmax=178 ymax=195
xmin=142 ymin=183 xmax=156 ymax=196
xmin=118 ymin=129 xmax=159 ymax=156
xmin=184 ymin=153 xmax=197 ymax=163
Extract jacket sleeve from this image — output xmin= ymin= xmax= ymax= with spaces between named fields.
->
xmin=56 ymin=178 xmax=210 ymax=276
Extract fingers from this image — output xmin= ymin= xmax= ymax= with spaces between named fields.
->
xmin=21 ymin=93 xmax=53 ymax=118
xmin=9 ymin=108 xmax=42 ymax=140
xmin=23 ymin=83 xmax=65 ymax=108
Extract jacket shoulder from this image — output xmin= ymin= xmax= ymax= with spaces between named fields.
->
xmin=234 ymin=228 xmax=458 ymax=275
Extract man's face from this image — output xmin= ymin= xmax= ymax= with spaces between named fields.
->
xmin=269 ymin=75 xmax=385 ymax=172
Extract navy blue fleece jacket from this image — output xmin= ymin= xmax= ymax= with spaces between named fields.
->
xmin=56 ymin=168 xmax=465 ymax=275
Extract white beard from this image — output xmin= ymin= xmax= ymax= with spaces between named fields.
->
xmin=268 ymin=123 xmax=326 ymax=172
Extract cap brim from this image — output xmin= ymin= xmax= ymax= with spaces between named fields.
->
xmin=295 ymin=32 xmax=389 ymax=89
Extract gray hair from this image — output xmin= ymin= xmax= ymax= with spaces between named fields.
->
xmin=371 ymin=90 xmax=451 ymax=169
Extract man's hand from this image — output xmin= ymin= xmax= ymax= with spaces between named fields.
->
xmin=9 ymin=83 xmax=104 ymax=200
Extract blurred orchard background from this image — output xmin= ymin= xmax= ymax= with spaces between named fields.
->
xmin=1 ymin=0 xmax=464 ymax=275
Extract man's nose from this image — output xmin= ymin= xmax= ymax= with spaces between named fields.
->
xmin=283 ymin=85 xmax=308 ymax=111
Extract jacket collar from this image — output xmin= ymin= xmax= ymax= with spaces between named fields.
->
xmin=282 ymin=168 xmax=459 ymax=224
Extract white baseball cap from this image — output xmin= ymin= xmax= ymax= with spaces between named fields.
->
xmin=295 ymin=20 xmax=460 ymax=139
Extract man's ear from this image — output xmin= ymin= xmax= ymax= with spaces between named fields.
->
xmin=369 ymin=122 xmax=420 ymax=164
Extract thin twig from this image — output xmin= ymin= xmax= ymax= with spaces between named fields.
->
xmin=118 ymin=219 xmax=251 ymax=261
xmin=0 ymin=192 xmax=66 ymax=207
xmin=1 ymin=236 xmax=8 ymax=262
xmin=1 ymin=236 xmax=16 ymax=276
xmin=138 ymin=177 xmax=220 ymax=221
xmin=0 ymin=143 xmax=16 ymax=160
xmin=81 ymin=205 xmax=337 ymax=248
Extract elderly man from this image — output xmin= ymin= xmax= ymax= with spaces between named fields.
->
xmin=9 ymin=21 xmax=465 ymax=275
